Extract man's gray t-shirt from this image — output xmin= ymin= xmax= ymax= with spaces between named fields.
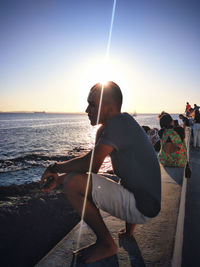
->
xmin=98 ymin=113 xmax=161 ymax=218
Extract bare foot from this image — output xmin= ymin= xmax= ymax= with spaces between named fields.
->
xmin=74 ymin=240 xmax=118 ymax=264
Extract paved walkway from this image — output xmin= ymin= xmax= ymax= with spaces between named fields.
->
xmin=182 ymin=147 xmax=200 ymax=267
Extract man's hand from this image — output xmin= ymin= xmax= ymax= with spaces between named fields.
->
xmin=40 ymin=169 xmax=58 ymax=193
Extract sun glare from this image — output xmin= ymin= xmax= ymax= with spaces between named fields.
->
xmin=77 ymin=56 xmax=139 ymax=112
xmin=91 ymin=58 xmax=111 ymax=85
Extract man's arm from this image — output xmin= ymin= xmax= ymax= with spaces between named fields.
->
xmin=48 ymin=152 xmax=93 ymax=174
xmin=41 ymin=143 xmax=114 ymax=188
xmin=48 ymin=143 xmax=113 ymax=174
xmin=46 ymin=124 xmax=107 ymax=174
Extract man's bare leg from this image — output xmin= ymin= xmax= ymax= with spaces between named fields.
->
xmin=118 ymin=222 xmax=136 ymax=238
xmin=64 ymin=173 xmax=118 ymax=263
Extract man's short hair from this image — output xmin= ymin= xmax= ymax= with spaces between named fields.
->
xmin=90 ymin=81 xmax=123 ymax=111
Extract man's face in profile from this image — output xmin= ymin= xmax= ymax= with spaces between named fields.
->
xmin=85 ymin=87 xmax=109 ymax=126
xmin=85 ymin=89 xmax=100 ymax=126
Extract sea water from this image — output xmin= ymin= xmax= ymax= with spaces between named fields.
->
xmin=0 ymin=112 xmax=180 ymax=186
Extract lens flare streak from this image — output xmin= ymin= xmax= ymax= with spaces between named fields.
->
xmin=74 ymin=0 xmax=117 ymax=264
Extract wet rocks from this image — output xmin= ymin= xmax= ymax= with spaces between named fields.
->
xmin=0 ymin=182 xmax=80 ymax=267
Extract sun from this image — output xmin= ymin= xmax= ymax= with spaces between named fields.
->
xmin=77 ymin=55 xmax=137 ymax=112
xmin=86 ymin=58 xmax=111 ymax=85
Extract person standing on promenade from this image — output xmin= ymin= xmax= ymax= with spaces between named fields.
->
xmin=40 ymin=81 xmax=161 ymax=264
xmin=193 ymin=109 xmax=200 ymax=149
xmin=185 ymin=102 xmax=191 ymax=116
xmin=194 ymin=104 xmax=200 ymax=111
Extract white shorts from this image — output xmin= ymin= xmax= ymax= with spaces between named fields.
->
xmin=91 ymin=173 xmax=150 ymax=224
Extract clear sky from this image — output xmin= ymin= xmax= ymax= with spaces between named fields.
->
xmin=0 ymin=0 xmax=200 ymax=113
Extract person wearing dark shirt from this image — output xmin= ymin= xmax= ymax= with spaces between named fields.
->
xmin=40 ymin=81 xmax=161 ymax=264
xmin=193 ymin=109 xmax=200 ymax=148
xmin=194 ymin=104 xmax=200 ymax=111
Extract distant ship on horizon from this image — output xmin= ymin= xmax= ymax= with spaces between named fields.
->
xmin=34 ymin=111 xmax=46 ymax=114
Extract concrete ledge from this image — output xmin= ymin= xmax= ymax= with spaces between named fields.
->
xmin=172 ymin=128 xmax=190 ymax=267
xmin=171 ymin=176 xmax=187 ymax=267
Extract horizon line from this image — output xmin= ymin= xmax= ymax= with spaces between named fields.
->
xmin=0 ymin=111 xmax=184 ymax=115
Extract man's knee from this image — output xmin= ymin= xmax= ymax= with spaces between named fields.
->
xmin=64 ymin=172 xmax=90 ymax=195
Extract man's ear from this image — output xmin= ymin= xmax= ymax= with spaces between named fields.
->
xmin=107 ymin=105 xmax=114 ymax=114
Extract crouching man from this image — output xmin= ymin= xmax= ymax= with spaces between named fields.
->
xmin=41 ymin=81 xmax=161 ymax=264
